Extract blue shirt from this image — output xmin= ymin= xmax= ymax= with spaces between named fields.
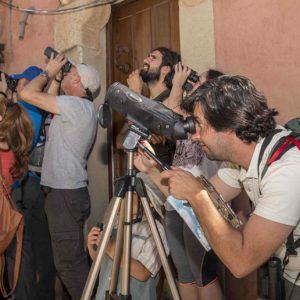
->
xmin=13 ymin=101 xmax=44 ymax=186
xmin=19 ymin=100 xmax=43 ymax=148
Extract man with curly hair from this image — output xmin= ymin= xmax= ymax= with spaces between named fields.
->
xmin=136 ymin=75 xmax=300 ymax=300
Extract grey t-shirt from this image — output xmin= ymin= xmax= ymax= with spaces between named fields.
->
xmin=41 ymin=95 xmax=97 ymax=189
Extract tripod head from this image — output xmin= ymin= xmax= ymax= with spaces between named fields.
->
xmin=123 ymin=124 xmax=171 ymax=171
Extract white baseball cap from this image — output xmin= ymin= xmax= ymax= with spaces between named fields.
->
xmin=75 ymin=63 xmax=101 ymax=94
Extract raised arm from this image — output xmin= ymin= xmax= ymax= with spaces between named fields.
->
xmin=47 ymin=70 xmax=63 ymax=96
xmin=20 ymin=54 xmax=67 ymax=114
xmin=163 ymin=62 xmax=190 ymax=115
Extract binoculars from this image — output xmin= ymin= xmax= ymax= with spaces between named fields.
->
xmin=44 ymin=46 xmax=73 ymax=74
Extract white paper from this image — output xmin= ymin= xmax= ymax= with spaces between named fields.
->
xmin=167 ymin=195 xmax=211 ymax=251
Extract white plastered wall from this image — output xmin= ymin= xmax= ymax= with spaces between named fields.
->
xmin=179 ymin=0 xmax=215 ymax=74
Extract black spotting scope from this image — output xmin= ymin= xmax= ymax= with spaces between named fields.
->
xmin=98 ymin=82 xmax=195 ymax=141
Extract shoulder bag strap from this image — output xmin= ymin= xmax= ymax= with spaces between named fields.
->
xmin=0 ymin=151 xmax=24 ymax=297
xmin=257 ymin=129 xmax=282 ymax=180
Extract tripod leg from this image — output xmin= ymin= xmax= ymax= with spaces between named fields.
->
xmin=108 ymin=199 xmax=125 ymax=294
xmin=80 ymin=197 xmax=123 ymax=300
xmin=120 ymin=191 xmax=133 ymax=298
xmin=140 ymin=196 xmax=181 ymax=300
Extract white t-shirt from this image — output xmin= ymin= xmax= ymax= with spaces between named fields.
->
xmin=218 ymin=128 xmax=300 ymax=285
xmin=130 ymin=219 xmax=169 ymax=276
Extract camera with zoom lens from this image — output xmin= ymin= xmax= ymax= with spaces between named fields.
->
xmin=0 ymin=71 xmax=18 ymax=92
xmin=44 ymin=46 xmax=73 ymax=74
xmin=164 ymin=67 xmax=200 ymax=92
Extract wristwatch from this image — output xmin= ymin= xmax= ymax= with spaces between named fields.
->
xmin=40 ymin=70 xmax=50 ymax=82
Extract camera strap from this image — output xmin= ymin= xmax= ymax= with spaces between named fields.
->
xmin=283 ymin=234 xmax=300 ymax=266
xmin=81 ymin=95 xmax=93 ymax=102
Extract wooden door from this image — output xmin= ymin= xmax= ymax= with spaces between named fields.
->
xmin=108 ymin=0 xmax=180 ymax=180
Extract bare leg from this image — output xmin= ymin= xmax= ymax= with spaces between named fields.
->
xmin=197 ymin=278 xmax=223 ymax=300
xmin=178 ymin=282 xmax=199 ymax=300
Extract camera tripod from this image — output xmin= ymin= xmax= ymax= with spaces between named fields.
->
xmin=81 ymin=127 xmax=180 ymax=300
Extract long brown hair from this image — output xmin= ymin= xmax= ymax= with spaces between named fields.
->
xmin=0 ymin=98 xmax=33 ymax=179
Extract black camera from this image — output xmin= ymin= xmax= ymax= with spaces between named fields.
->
xmin=257 ymin=257 xmax=285 ymax=300
xmin=0 ymin=71 xmax=18 ymax=92
xmin=44 ymin=47 xmax=73 ymax=74
xmin=164 ymin=68 xmax=199 ymax=92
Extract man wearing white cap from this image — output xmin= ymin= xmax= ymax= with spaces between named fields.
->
xmin=21 ymin=53 xmax=100 ymax=300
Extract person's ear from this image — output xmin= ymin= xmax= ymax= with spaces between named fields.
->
xmin=72 ymin=73 xmax=81 ymax=86
xmin=160 ymin=65 xmax=171 ymax=76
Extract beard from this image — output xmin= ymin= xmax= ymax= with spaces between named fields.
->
xmin=140 ymin=64 xmax=161 ymax=83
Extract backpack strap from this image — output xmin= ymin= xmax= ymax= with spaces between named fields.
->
xmin=0 ymin=219 xmax=24 ymax=298
xmin=268 ymin=133 xmax=300 ymax=165
xmin=257 ymin=129 xmax=282 ymax=179
xmin=0 ymin=152 xmax=24 ymax=297
xmin=283 ymin=232 xmax=298 ymax=267
xmin=258 ymin=130 xmax=300 ymax=180
xmin=257 ymin=129 xmax=300 ymax=273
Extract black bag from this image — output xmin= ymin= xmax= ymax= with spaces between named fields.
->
xmin=28 ymin=112 xmax=49 ymax=168
xmin=258 ymin=257 xmax=285 ymax=300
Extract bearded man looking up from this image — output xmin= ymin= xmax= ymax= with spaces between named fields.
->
xmin=116 ymin=47 xmax=180 ymax=166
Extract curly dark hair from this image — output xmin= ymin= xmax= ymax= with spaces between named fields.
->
xmin=182 ymin=75 xmax=278 ymax=143
xmin=153 ymin=47 xmax=181 ymax=69
xmin=206 ymin=69 xmax=224 ymax=81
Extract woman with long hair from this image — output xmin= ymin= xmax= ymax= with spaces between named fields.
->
xmin=0 ymin=73 xmax=33 ymax=194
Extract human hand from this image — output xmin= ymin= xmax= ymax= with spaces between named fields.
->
xmin=45 ymin=53 xmax=68 ymax=78
xmin=172 ymin=62 xmax=191 ymax=88
xmin=134 ymin=140 xmax=157 ymax=174
xmin=55 ymin=70 xmax=63 ymax=82
xmin=87 ymin=226 xmax=101 ymax=251
xmin=127 ymin=69 xmax=143 ymax=93
xmin=161 ymin=168 xmax=203 ymax=201
xmin=150 ymin=133 xmax=166 ymax=145
xmin=0 ymin=73 xmax=8 ymax=94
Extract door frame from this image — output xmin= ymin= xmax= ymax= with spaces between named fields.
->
xmin=106 ymin=0 xmax=180 ymax=197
